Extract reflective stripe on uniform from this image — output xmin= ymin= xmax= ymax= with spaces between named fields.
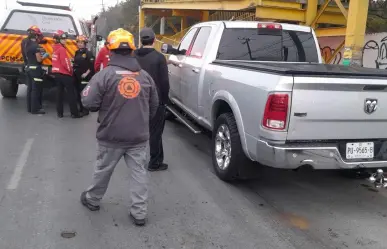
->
xmin=81 ymin=81 xmax=88 ymax=84
xmin=33 ymin=78 xmax=43 ymax=82
xmin=28 ymin=66 xmax=37 ymax=69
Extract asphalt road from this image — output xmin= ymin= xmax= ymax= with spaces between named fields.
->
xmin=0 ymin=86 xmax=386 ymax=249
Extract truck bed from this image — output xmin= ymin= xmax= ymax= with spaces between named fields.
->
xmin=212 ymin=61 xmax=387 ymax=79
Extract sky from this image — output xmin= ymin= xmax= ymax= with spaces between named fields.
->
xmin=0 ymin=0 xmax=124 ymax=20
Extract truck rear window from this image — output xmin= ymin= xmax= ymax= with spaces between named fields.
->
xmin=2 ymin=11 xmax=77 ymax=36
xmin=216 ymin=28 xmax=319 ymax=62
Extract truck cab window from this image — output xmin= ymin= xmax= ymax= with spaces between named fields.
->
xmin=2 ymin=11 xmax=78 ymax=36
xmin=216 ymin=28 xmax=319 ymax=62
xmin=190 ymin=27 xmax=212 ymax=58
xmin=178 ymin=28 xmax=198 ymax=55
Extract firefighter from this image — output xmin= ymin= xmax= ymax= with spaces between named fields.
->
xmin=73 ymin=35 xmax=95 ymax=116
xmin=52 ymin=30 xmax=81 ymax=119
xmin=94 ymin=40 xmax=110 ymax=72
xmin=21 ymin=26 xmax=49 ymax=114
xmin=80 ymin=28 xmax=159 ymax=226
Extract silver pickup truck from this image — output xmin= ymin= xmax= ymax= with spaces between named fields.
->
xmin=161 ymin=21 xmax=387 ymax=181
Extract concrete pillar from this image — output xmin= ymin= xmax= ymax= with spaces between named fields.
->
xmin=160 ymin=17 xmax=166 ymax=35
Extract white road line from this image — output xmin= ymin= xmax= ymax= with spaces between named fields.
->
xmin=7 ymin=138 xmax=34 ymax=190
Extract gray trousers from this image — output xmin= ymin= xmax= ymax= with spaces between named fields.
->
xmin=85 ymin=143 xmax=149 ymax=219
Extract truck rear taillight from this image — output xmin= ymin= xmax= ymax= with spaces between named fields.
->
xmin=263 ymin=93 xmax=289 ymax=130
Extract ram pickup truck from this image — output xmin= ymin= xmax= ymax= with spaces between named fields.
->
xmin=161 ymin=21 xmax=387 ymax=181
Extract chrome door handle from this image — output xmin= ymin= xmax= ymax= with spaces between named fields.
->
xmin=192 ymin=68 xmax=199 ymax=73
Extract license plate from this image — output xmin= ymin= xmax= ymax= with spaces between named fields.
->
xmin=346 ymin=142 xmax=374 ymax=159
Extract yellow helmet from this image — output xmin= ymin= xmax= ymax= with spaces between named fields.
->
xmin=107 ymin=28 xmax=136 ymax=51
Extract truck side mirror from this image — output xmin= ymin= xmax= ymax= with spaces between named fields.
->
xmin=161 ymin=43 xmax=181 ymax=55
xmin=161 ymin=43 xmax=172 ymax=54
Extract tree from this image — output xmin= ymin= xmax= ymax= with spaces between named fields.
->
xmin=367 ymin=0 xmax=387 ymax=32
xmin=95 ymin=0 xmax=141 ymax=44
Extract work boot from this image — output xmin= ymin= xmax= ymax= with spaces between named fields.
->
xmin=148 ymin=163 xmax=168 ymax=172
xmin=57 ymin=113 xmax=63 ymax=118
xmin=80 ymin=191 xmax=100 ymax=211
xmin=81 ymin=109 xmax=90 ymax=117
xmin=31 ymin=109 xmax=46 ymax=115
xmin=71 ymin=114 xmax=82 ymax=119
xmin=130 ymin=213 xmax=146 ymax=227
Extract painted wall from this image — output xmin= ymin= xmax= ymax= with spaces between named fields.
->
xmin=318 ymin=32 xmax=387 ymax=68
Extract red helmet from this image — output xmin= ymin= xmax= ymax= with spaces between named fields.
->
xmin=27 ymin=25 xmax=42 ymax=35
xmin=53 ymin=30 xmax=68 ymax=40
xmin=27 ymin=25 xmax=43 ymax=39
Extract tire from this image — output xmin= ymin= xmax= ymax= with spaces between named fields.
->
xmin=212 ymin=112 xmax=250 ymax=181
xmin=0 ymin=79 xmax=18 ymax=98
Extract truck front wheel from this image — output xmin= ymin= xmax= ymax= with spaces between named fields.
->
xmin=0 ymin=79 xmax=19 ymax=98
xmin=212 ymin=113 xmax=250 ymax=181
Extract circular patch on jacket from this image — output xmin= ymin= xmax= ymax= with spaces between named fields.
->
xmin=118 ymin=76 xmax=141 ymax=99
xmin=82 ymin=53 xmax=86 ymax=58
xmin=82 ymin=86 xmax=90 ymax=97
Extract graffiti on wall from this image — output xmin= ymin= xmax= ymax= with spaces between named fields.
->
xmin=318 ymin=32 xmax=387 ymax=69
xmin=320 ymin=46 xmax=342 ymax=64
xmin=363 ymin=36 xmax=387 ymax=69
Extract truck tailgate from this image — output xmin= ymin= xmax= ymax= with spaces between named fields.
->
xmin=287 ymin=76 xmax=387 ymax=140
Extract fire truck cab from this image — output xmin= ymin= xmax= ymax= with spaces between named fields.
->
xmin=0 ymin=1 xmax=89 ymax=98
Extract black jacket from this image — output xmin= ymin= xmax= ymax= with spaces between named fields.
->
xmin=135 ymin=47 xmax=169 ymax=105
xmin=73 ymin=48 xmax=95 ymax=81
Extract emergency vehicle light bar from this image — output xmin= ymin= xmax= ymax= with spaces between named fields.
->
xmin=16 ymin=1 xmax=71 ymax=11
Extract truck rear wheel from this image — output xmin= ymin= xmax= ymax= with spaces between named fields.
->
xmin=0 ymin=79 xmax=19 ymax=98
xmin=212 ymin=113 xmax=250 ymax=181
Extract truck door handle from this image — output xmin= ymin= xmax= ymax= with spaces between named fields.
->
xmin=192 ymin=68 xmax=199 ymax=73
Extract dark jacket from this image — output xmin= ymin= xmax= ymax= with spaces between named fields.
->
xmin=81 ymin=53 xmax=159 ymax=148
xmin=135 ymin=47 xmax=169 ymax=104
xmin=73 ymin=48 xmax=95 ymax=81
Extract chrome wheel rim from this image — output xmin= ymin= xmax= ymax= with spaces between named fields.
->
xmin=215 ymin=124 xmax=232 ymax=170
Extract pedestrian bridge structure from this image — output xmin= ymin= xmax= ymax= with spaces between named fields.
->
xmin=139 ymin=0 xmax=369 ymax=65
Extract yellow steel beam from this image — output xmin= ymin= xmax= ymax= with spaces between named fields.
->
xmin=258 ymin=0 xmax=302 ymax=9
xmin=202 ymin=11 xmax=210 ymax=21
xmin=139 ymin=6 xmax=145 ymax=45
xmin=142 ymin=0 xmax=261 ymax=11
xmin=326 ymin=39 xmax=345 ymax=64
xmin=255 ymin=6 xmax=346 ymax=25
xmin=172 ymin=9 xmax=201 ymax=19
xmin=181 ymin=17 xmax=188 ymax=32
xmin=343 ymin=0 xmax=369 ymax=66
xmin=305 ymin=0 xmax=318 ymax=25
xmin=333 ymin=0 xmax=348 ymax=19
xmin=144 ymin=9 xmax=172 ymax=16
xmin=311 ymin=0 xmax=331 ymax=28
xmin=256 ymin=7 xmax=304 ymax=22
xmin=167 ymin=19 xmax=178 ymax=33
xmin=315 ymin=27 xmax=346 ymax=37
